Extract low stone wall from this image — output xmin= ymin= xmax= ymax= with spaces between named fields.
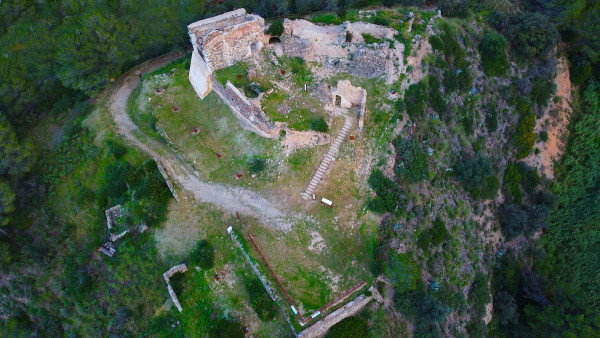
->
xmin=154 ymin=158 xmax=179 ymax=201
xmin=298 ymin=286 xmax=382 ymax=338
xmin=163 ymin=264 xmax=188 ymax=312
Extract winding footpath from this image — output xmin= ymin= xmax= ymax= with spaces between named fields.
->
xmin=107 ymin=53 xmax=292 ymax=230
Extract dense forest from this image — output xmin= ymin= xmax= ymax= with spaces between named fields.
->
xmin=1 ymin=0 xmax=600 ymax=336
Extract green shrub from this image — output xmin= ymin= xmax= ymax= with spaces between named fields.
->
xmin=486 ymin=106 xmax=498 ymax=132
xmin=107 ymin=139 xmax=128 ymax=159
xmin=324 ymin=316 xmax=369 ymax=338
xmin=310 ymin=117 xmax=329 ymax=132
xmin=372 ymin=16 xmax=391 ymax=27
xmin=569 ymin=54 xmax=592 ymax=86
xmin=404 ymin=82 xmax=428 ymax=118
xmin=503 ymin=163 xmax=522 ymax=204
xmin=429 ymin=75 xmax=448 ymax=116
xmin=505 ymin=12 xmax=559 ymax=60
xmin=430 ymin=35 xmax=444 ymax=52
xmin=417 ymin=218 xmax=449 ymax=251
xmin=443 ymin=68 xmax=459 ymax=93
xmin=265 ymin=20 xmax=284 ymax=36
xmin=469 ymin=272 xmax=491 ymax=320
xmin=189 ymin=240 xmax=215 ymax=269
xmin=208 ymin=318 xmax=244 ymax=338
xmin=128 ymin=161 xmax=172 ymax=226
xmin=531 ymin=77 xmax=555 ymax=107
xmin=539 ymin=130 xmax=548 ymax=142
xmin=455 ymin=152 xmax=499 ymax=200
xmin=366 ymin=170 xmax=405 ymax=214
xmin=362 ymin=33 xmax=383 ymax=44
xmin=393 ymin=138 xmax=428 ymax=183
xmin=244 ymin=279 xmax=277 ymax=321
xmin=515 ymin=113 xmax=536 ymax=159
xmin=499 ymin=203 xmax=528 ymax=239
xmin=479 ymin=32 xmax=509 ymax=76
xmin=385 ymin=251 xmax=421 ymax=293
xmin=438 ymin=0 xmax=470 ymax=18
xmin=247 ymin=156 xmax=266 ymax=173
xmin=310 ymin=13 xmax=343 ymax=25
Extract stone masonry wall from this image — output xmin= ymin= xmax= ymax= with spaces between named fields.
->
xmin=202 ymin=19 xmax=264 ymax=71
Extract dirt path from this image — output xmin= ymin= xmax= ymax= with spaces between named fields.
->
xmin=107 ymin=53 xmax=292 ymax=230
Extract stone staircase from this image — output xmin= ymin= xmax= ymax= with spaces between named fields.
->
xmin=301 ymin=117 xmax=353 ymax=200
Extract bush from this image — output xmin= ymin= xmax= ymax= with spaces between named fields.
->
xmin=438 ymin=0 xmax=470 ymax=18
xmin=265 ymin=20 xmax=284 ymax=36
xmin=479 ymin=32 xmax=509 ymax=76
xmin=499 ymin=203 xmax=527 ymax=240
xmin=539 ymin=130 xmax=548 ymax=142
xmin=385 ymin=251 xmax=421 ymax=293
xmin=430 ymin=35 xmax=444 ymax=52
xmin=310 ymin=13 xmax=344 ymax=25
xmin=189 ymin=240 xmax=215 ymax=269
xmin=417 ymin=218 xmax=449 ymax=251
xmin=208 ymin=318 xmax=244 ymax=338
xmin=244 ymin=279 xmax=277 ymax=321
xmin=128 ymin=161 xmax=172 ymax=226
xmin=107 ymin=139 xmax=128 ymax=159
xmin=247 ymin=156 xmax=266 ymax=173
xmin=531 ymin=77 xmax=555 ymax=107
xmin=469 ymin=272 xmax=491 ymax=319
xmin=569 ymin=54 xmax=592 ymax=86
xmin=486 ymin=106 xmax=498 ymax=132
xmin=362 ymin=33 xmax=383 ymax=44
xmin=324 ymin=316 xmax=369 ymax=338
xmin=505 ymin=13 xmax=559 ymax=60
xmin=503 ymin=163 xmax=522 ymax=204
xmin=393 ymin=138 xmax=429 ymax=183
xmin=455 ymin=152 xmax=499 ymax=200
xmin=404 ymin=82 xmax=428 ymax=118
xmin=515 ymin=112 xmax=536 ymax=159
xmin=443 ymin=68 xmax=459 ymax=93
xmin=310 ymin=117 xmax=328 ymax=132
xmin=429 ymin=75 xmax=448 ymax=116
xmin=366 ymin=170 xmax=405 ymax=214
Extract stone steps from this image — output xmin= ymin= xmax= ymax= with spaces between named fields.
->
xmin=302 ymin=118 xmax=354 ymax=199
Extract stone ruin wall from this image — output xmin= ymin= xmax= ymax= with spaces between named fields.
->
xmin=210 ymin=76 xmax=276 ymax=138
xmin=163 ymin=264 xmax=188 ymax=312
xmin=202 ymin=19 xmax=264 ymax=71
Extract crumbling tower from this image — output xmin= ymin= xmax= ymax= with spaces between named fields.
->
xmin=187 ymin=9 xmax=265 ymax=99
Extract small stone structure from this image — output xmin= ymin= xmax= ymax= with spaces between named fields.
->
xmin=105 ymin=205 xmax=124 ymax=230
xmin=329 ymin=80 xmax=367 ymax=131
xmin=188 ymin=9 xmax=265 ymax=99
xmin=163 ymin=264 xmax=188 ymax=312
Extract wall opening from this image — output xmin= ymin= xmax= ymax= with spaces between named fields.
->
xmin=269 ymin=37 xmax=281 ymax=44
xmin=250 ymin=42 xmax=261 ymax=55
xmin=335 ymin=95 xmax=342 ymax=107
